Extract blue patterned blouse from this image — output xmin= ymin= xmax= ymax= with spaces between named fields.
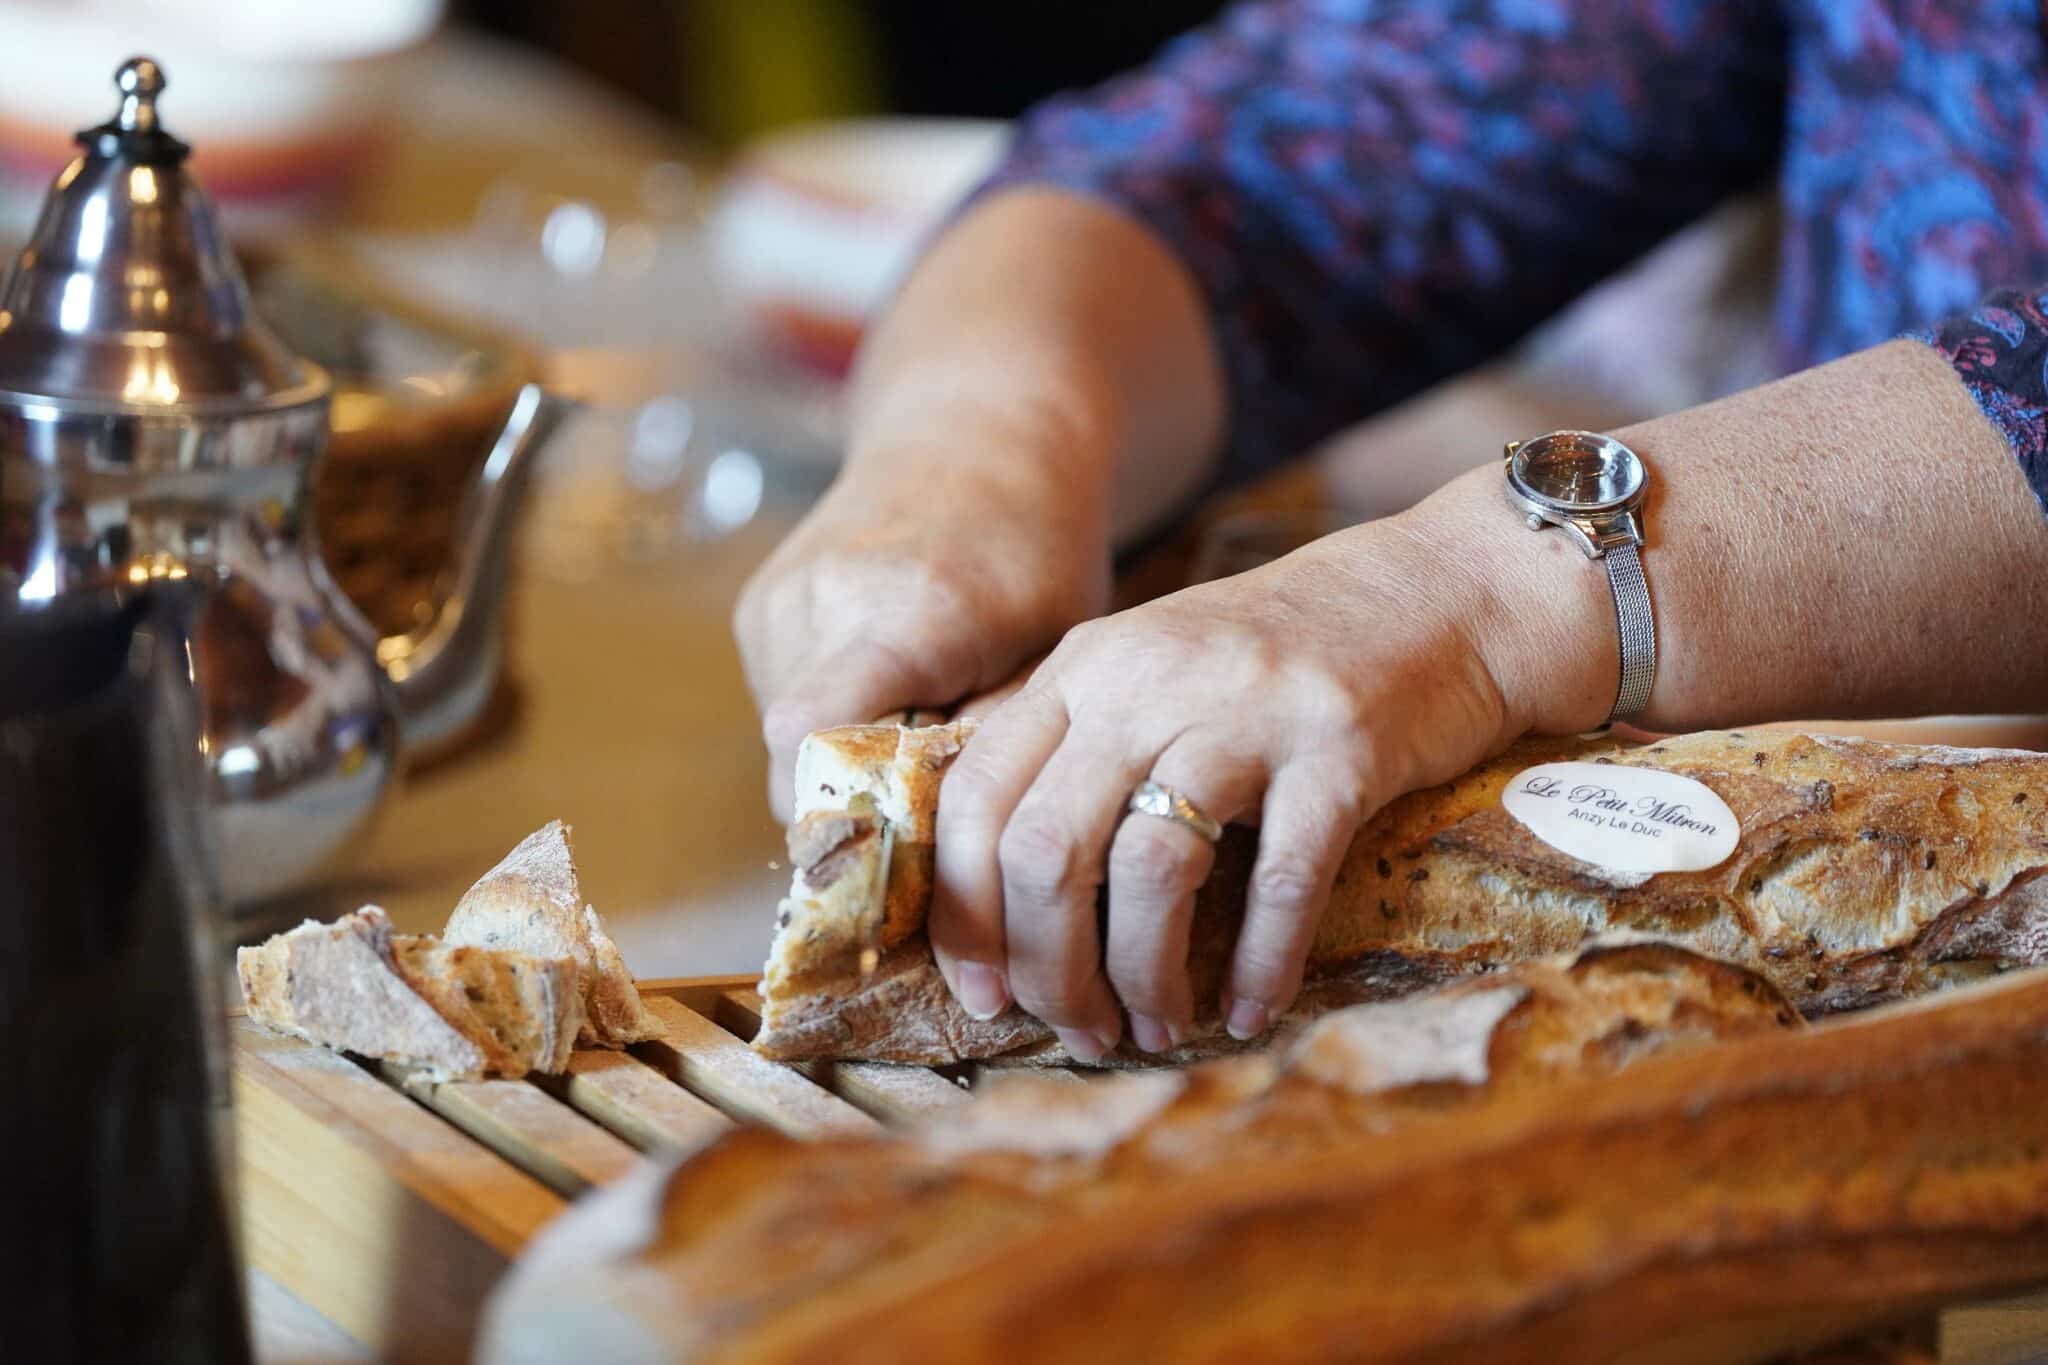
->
xmin=975 ymin=0 xmax=2048 ymax=513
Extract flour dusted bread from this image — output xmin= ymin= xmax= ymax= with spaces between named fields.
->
xmin=239 ymin=822 xmax=659 ymax=1077
xmin=756 ymin=725 xmax=2048 ymax=1065
xmin=483 ymin=945 xmax=2048 ymax=1364
xmin=444 ymin=821 xmax=660 ymax=1046
xmin=236 ymin=907 xmax=579 ymax=1081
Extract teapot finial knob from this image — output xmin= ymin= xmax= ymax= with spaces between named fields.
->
xmin=76 ymin=56 xmax=186 ymax=162
xmin=115 ymin=57 xmax=165 ymax=133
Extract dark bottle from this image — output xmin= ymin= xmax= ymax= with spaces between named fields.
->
xmin=0 ymin=589 xmax=252 ymax=1364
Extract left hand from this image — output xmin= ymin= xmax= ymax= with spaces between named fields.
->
xmin=927 ymin=472 xmax=1614 ymax=1059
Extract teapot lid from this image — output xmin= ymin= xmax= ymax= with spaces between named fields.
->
xmin=0 ymin=57 xmax=323 ymax=411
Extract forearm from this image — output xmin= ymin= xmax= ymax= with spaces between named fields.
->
xmin=844 ymin=187 xmax=1225 ymax=547
xmin=1430 ymin=339 xmax=2048 ymax=740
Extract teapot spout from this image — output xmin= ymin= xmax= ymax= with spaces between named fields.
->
xmin=378 ymin=382 xmax=574 ymax=749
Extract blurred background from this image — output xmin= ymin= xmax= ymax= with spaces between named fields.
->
xmin=0 ymin=0 xmax=1775 ymax=977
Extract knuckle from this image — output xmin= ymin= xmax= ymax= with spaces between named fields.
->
xmin=896 ymin=560 xmax=976 ymax=626
xmin=1249 ymin=855 xmax=1324 ymax=914
xmin=999 ymin=817 xmax=1092 ymax=904
xmin=937 ymin=751 xmax=1004 ymax=819
xmin=1110 ymin=823 xmax=1203 ymax=891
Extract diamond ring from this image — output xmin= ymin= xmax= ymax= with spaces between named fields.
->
xmin=1126 ymin=780 xmax=1224 ymax=844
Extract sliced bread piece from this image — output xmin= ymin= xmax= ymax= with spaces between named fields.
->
xmin=443 ymin=821 xmax=660 ymax=1046
xmin=390 ymin=937 xmax=581 ymax=1075
xmin=237 ymin=907 xmax=491 ymax=1080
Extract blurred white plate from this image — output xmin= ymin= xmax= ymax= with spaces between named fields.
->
xmin=708 ymin=117 xmax=1008 ymax=377
xmin=0 ymin=0 xmax=441 ymax=231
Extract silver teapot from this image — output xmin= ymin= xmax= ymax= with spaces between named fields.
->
xmin=0 ymin=58 xmax=572 ymax=908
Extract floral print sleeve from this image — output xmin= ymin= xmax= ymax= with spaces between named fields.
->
xmin=974 ymin=0 xmax=1789 ymax=485
xmin=1913 ymin=291 xmax=2048 ymax=516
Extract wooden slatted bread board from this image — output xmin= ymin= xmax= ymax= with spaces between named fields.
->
xmin=234 ymin=974 xmax=981 ymax=1361
xmin=233 ymin=973 xmax=2048 ymax=1364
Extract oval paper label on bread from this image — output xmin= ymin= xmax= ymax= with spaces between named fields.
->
xmin=1502 ymin=760 xmax=1740 ymax=875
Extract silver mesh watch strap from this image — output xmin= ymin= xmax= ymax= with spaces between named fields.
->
xmin=1604 ymin=543 xmax=1656 ymax=723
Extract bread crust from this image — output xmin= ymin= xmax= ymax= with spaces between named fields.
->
xmin=237 ymin=908 xmax=492 ymax=1080
xmin=444 ymin=821 xmax=660 ymax=1046
xmin=391 ymin=938 xmax=581 ymax=1074
xmin=486 ymin=947 xmax=2048 ymax=1364
xmin=240 ymin=823 xmax=661 ymax=1077
xmin=756 ymin=727 xmax=2048 ymax=1065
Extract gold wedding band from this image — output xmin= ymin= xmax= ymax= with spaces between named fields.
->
xmin=1127 ymin=780 xmax=1224 ymax=844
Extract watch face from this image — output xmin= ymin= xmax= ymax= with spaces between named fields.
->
xmin=1511 ymin=432 xmax=1645 ymax=512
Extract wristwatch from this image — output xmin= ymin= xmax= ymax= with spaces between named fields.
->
xmin=1503 ymin=430 xmax=1655 ymax=724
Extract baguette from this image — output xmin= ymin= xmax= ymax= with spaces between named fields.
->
xmin=482 ymin=945 xmax=2048 ymax=1364
xmin=236 ymin=907 xmax=580 ymax=1081
xmin=444 ymin=821 xmax=660 ymax=1047
xmin=756 ymin=723 xmax=2048 ymax=1065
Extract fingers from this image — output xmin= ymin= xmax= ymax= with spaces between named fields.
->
xmin=757 ymin=638 xmax=952 ymax=823
xmin=954 ymin=652 xmax=1046 ymax=719
xmin=997 ymin=726 xmax=1158 ymax=1062
xmin=930 ymin=687 xmax=1068 ymax=1025
xmin=1221 ymin=760 xmax=1368 ymax=1041
xmin=1104 ymin=739 xmax=1264 ymax=1052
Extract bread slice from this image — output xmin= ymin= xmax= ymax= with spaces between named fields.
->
xmin=485 ymin=944 xmax=2048 ymax=1364
xmin=237 ymin=907 xmax=579 ymax=1080
xmin=390 ymin=937 xmax=580 ymax=1075
xmin=443 ymin=821 xmax=660 ymax=1047
xmin=755 ymin=725 xmax=2048 ymax=1065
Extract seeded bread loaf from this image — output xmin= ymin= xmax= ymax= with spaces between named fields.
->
xmin=756 ymin=724 xmax=2048 ymax=1065
xmin=484 ymin=945 xmax=2048 ymax=1364
xmin=236 ymin=906 xmax=580 ymax=1081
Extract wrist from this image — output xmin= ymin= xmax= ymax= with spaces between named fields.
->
xmin=1413 ymin=466 xmax=1620 ymax=740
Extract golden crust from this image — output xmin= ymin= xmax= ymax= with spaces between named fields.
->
xmin=1327 ymin=730 xmax=2048 ymax=1011
xmin=485 ymin=948 xmax=2048 ymax=1363
xmin=758 ymin=726 xmax=2048 ymax=1065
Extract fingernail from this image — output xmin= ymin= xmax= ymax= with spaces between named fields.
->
xmin=1226 ymin=996 xmax=1270 ymax=1042
xmin=1054 ymin=1026 xmax=1110 ymax=1064
xmin=1129 ymin=1012 xmax=1171 ymax=1054
xmin=956 ymin=963 xmax=1011 ymax=1021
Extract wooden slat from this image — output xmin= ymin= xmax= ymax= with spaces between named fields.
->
xmin=233 ymin=1020 xmax=563 ymax=1362
xmin=643 ymin=975 xmax=758 ymax=1019
xmin=556 ymin=1048 xmax=734 ymax=1156
xmin=636 ymin=995 xmax=880 ymax=1139
xmin=381 ymin=1066 xmax=642 ymax=1197
xmin=821 ymin=1061 xmax=972 ymax=1122
xmin=714 ymin=985 xmax=766 ymax=1039
xmin=976 ymin=1063 xmax=1089 ymax=1088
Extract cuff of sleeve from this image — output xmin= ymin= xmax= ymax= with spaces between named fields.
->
xmin=1907 ymin=288 xmax=2048 ymax=518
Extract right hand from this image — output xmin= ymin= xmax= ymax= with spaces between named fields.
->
xmin=734 ymin=456 xmax=1109 ymax=822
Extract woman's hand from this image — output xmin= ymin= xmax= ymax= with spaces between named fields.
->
xmin=735 ymin=188 xmax=1228 ymax=820
xmin=735 ymin=457 xmax=1107 ymax=822
xmin=927 ymin=470 xmax=1617 ymax=1058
